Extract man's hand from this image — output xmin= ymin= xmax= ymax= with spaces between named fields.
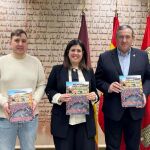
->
xmin=32 ymin=100 xmax=37 ymax=112
xmin=3 ymin=102 xmax=10 ymax=117
xmin=58 ymin=94 xmax=71 ymax=103
xmin=136 ymin=94 xmax=146 ymax=108
xmin=143 ymin=94 xmax=147 ymax=107
xmin=108 ymin=82 xmax=123 ymax=93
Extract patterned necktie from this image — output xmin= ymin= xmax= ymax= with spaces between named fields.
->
xmin=71 ymin=68 xmax=79 ymax=81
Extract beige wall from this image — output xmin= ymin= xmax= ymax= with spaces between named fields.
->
xmin=0 ymin=0 xmax=149 ymax=147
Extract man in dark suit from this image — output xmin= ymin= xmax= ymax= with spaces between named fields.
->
xmin=95 ymin=25 xmax=150 ymax=150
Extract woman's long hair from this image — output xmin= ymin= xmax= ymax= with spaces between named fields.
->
xmin=63 ymin=39 xmax=89 ymax=70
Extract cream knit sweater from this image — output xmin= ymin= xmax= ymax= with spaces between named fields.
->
xmin=0 ymin=54 xmax=46 ymax=118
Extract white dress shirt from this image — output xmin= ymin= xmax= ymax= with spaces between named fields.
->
xmin=52 ymin=69 xmax=86 ymax=125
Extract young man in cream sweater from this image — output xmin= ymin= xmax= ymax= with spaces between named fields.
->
xmin=0 ymin=29 xmax=46 ymax=150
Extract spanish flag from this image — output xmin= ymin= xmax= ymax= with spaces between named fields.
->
xmin=98 ymin=14 xmax=123 ymax=149
xmin=140 ymin=15 xmax=150 ymax=150
xmin=110 ymin=15 xmax=119 ymax=50
xmin=109 ymin=14 xmax=126 ymax=150
xmin=98 ymin=14 xmax=120 ymax=130
xmin=98 ymin=14 xmax=120 ymax=132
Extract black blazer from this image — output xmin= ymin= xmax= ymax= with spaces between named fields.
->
xmin=95 ymin=48 xmax=150 ymax=121
xmin=45 ymin=65 xmax=98 ymax=138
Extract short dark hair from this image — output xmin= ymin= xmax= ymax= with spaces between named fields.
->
xmin=11 ymin=29 xmax=27 ymax=39
xmin=63 ymin=39 xmax=89 ymax=70
xmin=116 ymin=25 xmax=134 ymax=38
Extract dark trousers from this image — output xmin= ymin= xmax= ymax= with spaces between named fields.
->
xmin=53 ymin=123 xmax=95 ymax=150
xmin=104 ymin=109 xmax=142 ymax=150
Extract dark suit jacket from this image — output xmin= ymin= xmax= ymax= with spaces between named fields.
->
xmin=45 ymin=65 xmax=98 ymax=138
xmin=95 ymin=48 xmax=150 ymax=121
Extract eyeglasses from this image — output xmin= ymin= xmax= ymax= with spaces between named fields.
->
xmin=118 ymin=35 xmax=132 ymax=40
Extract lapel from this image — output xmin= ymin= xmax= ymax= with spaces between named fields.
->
xmin=82 ymin=69 xmax=90 ymax=81
xmin=128 ymin=48 xmax=137 ymax=75
xmin=61 ymin=67 xmax=90 ymax=82
xmin=111 ymin=48 xmax=123 ymax=75
xmin=61 ymin=66 xmax=69 ymax=84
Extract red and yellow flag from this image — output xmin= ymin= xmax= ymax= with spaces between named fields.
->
xmin=140 ymin=15 xmax=150 ymax=150
xmin=78 ymin=12 xmax=98 ymax=150
xmin=98 ymin=14 xmax=120 ymax=130
xmin=98 ymin=14 xmax=121 ymax=149
xmin=141 ymin=16 xmax=150 ymax=50
xmin=110 ymin=15 xmax=119 ymax=50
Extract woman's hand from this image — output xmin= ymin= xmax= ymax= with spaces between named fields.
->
xmin=58 ymin=94 xmax=71 ymax=103
xmin=86 ymin=92 xmax=97 ymax=101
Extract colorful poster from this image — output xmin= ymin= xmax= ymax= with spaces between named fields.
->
xmin=119 ymin=75 xmax=144 ymax=107
xmin=8 ymin=88 xmax=33 ymax=122
xmin=66 ymin=81 xmax=89 ymax=115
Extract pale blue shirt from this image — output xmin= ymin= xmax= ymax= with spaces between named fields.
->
xmin=117 ymin=48 xmax=131 ymax=76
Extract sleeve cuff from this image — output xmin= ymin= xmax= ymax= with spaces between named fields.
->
xmin=91 ymin=95 xmax=98 ymax=104
xmin=0 ymin=96 xmax=8 ymax=106
xmin=52 ymin=93 xmax=62 ymax=105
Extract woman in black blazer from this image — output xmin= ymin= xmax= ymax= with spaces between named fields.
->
xmin=45 ymin=39 xmax=99 ymax=150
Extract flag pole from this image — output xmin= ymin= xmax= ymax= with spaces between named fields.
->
xmin=148 ymin=0 xmax=150 ymax=16
xmin=115 ymin=0 xmax=118 ymax=16
xmin=81 ymin=0 xmax=87 ymax=14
